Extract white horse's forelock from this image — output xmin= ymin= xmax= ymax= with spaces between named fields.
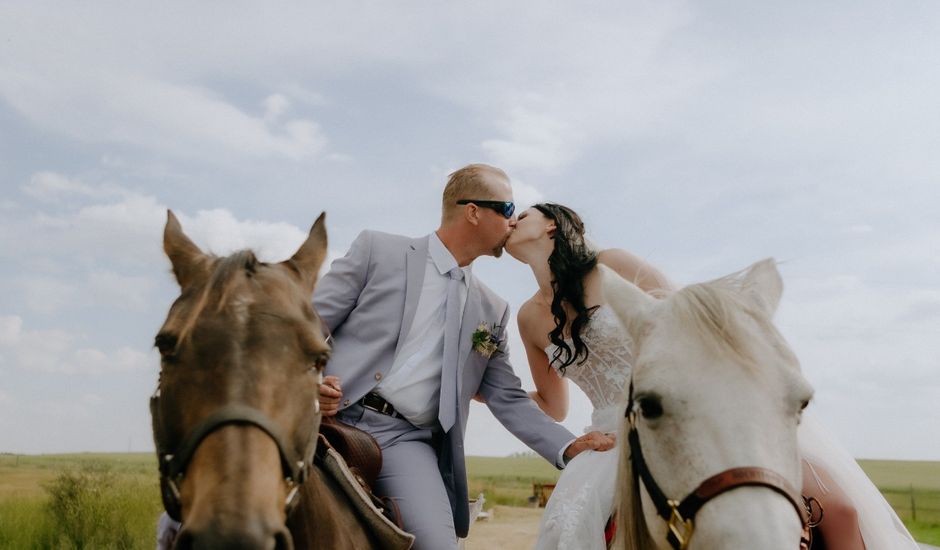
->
xmin=668 ymin=270 xmax=798 ymax=371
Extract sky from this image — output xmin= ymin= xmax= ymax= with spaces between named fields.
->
xmin=0 ymin=1 xmax=937 ymax=461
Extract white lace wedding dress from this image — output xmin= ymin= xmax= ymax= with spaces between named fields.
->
xmin=533 ymin=305 xmax=921 ymax=550
xmin=535 ymin=305 xmax=630 ymax=550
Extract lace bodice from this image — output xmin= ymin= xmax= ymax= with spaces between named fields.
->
xmin=536 ymin=305 xmax=633 ymax=550
xmin=545 ymin=305 xmax=633 ymax=414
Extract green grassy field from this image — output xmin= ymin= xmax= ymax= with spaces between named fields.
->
xmin=1 ymin=453 xmax=937 ymax=548
xmin=0 ymin=453 xmax=162 ymax=549
xmin=857 ymin=459 xmax=940 ymax=544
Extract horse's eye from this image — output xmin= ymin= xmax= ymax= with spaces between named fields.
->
xmin=154 ymin=333 xmax=178 ymax=359
xmin=800 ymin=400 xmax=810 ymax=411
xmin=637 ymin=395 xmax=664 ymax=420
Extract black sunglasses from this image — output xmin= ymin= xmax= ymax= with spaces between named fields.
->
xmin=456 ymin=199 xmax=515 ymax=219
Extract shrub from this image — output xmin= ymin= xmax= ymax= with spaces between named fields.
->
xmin=40 ymin=463 xmax=159 ymax=549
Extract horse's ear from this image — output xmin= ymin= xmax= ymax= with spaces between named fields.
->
xmin=600 ymin=264 xmax=655 ymax=339
xmin=164 ymin=210 xmax=210 ymax=289
xmin=741 ymin=258 xmax=783 ymax=316
xmin=284 ymin=212 xmax=328 ymax=294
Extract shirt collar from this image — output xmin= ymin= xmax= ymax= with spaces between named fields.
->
xmin=429 ymin=231 xmax=471 ymax=285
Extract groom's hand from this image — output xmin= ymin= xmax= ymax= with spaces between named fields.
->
xmin=563 ymin=430 xmax=616 ymax=461
xmin=319 ymin=375 xmax=343 ymax=417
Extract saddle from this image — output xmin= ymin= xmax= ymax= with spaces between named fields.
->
xmin=319 ymin=417 xmax=383 ymax=492
xmin=317 ymin=417 xmax=404 ymax=528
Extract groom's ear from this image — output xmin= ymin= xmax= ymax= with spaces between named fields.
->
xmin=464 ymin=203 xmax=481 ymax=226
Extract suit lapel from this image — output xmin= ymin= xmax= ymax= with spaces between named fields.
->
xmin=395 ymin=236 xmax=428 ymax=358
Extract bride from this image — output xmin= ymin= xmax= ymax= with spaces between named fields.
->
xmin=506 ymin=202 xmax=671 ymax=550
xmin=506 ymin=202 xmax=920 ymax=550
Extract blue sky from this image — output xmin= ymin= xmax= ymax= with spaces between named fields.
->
xmin=0 ymin=1 xmax=937 ymax=459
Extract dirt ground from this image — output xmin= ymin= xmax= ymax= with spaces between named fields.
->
xmin=463 ymin=505 xmax=542 ymax=549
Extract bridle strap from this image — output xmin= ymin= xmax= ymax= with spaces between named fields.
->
xmin=678 ymin=466 xmax=809 ymax=525
xmin=627 ymin=423 xmax=675 ymax=520
xmin=160 ymin=404 xmax=304 ymax=484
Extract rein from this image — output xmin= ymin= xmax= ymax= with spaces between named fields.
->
xmin=624 ymin=380 xmax=815 ymax=550
xmin=150 ymin=384 xmax=321 ymax=522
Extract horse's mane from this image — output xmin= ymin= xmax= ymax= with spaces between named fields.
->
xmin=666 ymin=270 xmax=797 ymax=369
xmin=615 ymin=443 xmax=657 ymax=549
xmin=174 ymin=250 xmax=260 ymax=349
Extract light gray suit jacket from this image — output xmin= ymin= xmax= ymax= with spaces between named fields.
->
xmin=313 ymin=230 xmax=575 ymax=537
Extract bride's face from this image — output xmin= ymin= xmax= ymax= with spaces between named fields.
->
xmin=505 ymin=208 xmax=555 ymax=261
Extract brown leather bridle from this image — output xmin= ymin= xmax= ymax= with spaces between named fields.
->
xmin=149 ymin=378 xmax=322 ymax=523
xmin=624 ymin=380 xmax=817 ymax=549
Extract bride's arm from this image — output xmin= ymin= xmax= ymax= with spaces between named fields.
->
xmin=801 ymin=457 xmax=866 ymax=550
xmin=517 ymin=301 xmax=569 ymax=422
xmin=597 ymin=249 xmax=673 ymax=296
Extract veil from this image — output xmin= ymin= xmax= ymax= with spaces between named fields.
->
xmin=798 ymin=412 xmax=920 ymax=549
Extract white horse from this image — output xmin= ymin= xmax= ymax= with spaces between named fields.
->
xmin=603 ymin=259 xmax=815 ymax=549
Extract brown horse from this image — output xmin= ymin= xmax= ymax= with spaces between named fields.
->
xmin=153 ymin=211 xmax=412 ymax=549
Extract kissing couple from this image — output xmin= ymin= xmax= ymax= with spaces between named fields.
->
xmin=315 ymin=163 xmax=668 ymax=549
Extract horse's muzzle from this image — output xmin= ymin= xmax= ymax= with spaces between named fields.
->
xmin=174 ymin=522 xmax=293 ymax=550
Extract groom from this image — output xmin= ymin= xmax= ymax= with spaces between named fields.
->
xmin=315 ymin=163 xmax=613 ymax=549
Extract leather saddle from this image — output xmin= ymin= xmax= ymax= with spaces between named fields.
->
xmin=317 ymin=416 xmax=404 ymax=528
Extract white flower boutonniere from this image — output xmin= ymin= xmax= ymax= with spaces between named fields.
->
xmin=471 ymin=322 xmax=502 ymax=359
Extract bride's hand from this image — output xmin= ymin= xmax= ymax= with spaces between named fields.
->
xmin=563 ymin=430 xmax=616 ymax=461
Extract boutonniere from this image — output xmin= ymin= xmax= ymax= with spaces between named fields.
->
xmin=471 ymin=322 xmax=502 ymax=359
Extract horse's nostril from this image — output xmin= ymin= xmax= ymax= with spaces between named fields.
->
xmin=274 ymin=528 xmax=294 ymax=550
xmin=172 ymin=529 xmax=193 ymax=550
xmin=176 ymin=523 xmax=282 ymax=550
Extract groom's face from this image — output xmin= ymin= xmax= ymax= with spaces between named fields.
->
xmin=477 ymin=174 xmax=516 ymax=258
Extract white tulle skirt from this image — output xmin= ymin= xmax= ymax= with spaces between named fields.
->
xmin=799 ymin=413 xmax=920 ymax=549
xmin=534 ymin=405 xmax=622 ymax=550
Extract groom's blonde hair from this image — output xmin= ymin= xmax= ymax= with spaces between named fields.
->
xmin=441 ymin=164 xmax=509 ymax=223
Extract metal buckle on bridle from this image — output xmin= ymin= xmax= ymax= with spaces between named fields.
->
xmin=667 ymin=499 xmax=694 ymax=550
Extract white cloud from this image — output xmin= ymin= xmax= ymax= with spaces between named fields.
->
xmin=0 ymin=314 xmax=149 ymax=375
xmin=177 ymin=209 xmax=310 ymax=262
xmin=0 ymin=315 xmax=23 ymax=345
xmin=30 ymin=179 xmax=314 ymax=264
xmin=263 ymin=93 xmax=290 ymax=121
xmin=510 ymin=178 xmax=545 ymax=210
xmin=844 ymin=224 xmax=874 ymax=235
xmin=22 ymin=172 xmax=114 ymax=202
xmin=0 ymin=66 xmax=328 ymax=163
xmin=482 ymin=107 xmax=575 ymax=172
xmin=22 ymin=278 xmax=76 ymax=315
xmin=70 ymin=347 xmax=150 ymax=375
xmin=86 ymin=270 xmax=156 ymax=311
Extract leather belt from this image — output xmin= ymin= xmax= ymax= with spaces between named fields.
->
xmin=360 ymin=392 xmax=404 ymax=419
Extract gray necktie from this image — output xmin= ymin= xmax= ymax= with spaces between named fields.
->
xmin=438 ymin=267 xmax=464 ymax=432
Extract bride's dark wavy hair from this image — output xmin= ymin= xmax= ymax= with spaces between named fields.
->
xmin=533 ymin=203 xmax=599 ymax=373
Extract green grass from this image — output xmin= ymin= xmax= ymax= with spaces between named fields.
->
xmin=857 ymin=459 xmax=940 ymax=491
xmin=858 ymin=458 xmax=940 ymax=543
xmin=0 ymin=454 xmax=162 ymax=550
xmin=0 ymin=453 xmax=937 ymax=547
xmin=466 ymin=454 xmax=562 ymax=506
